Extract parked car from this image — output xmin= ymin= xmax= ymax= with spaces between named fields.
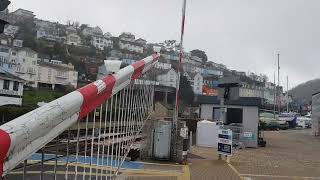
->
xmin=278 ymin=121 xmax=289 ymax=130
xmin=267 ymin=121 xmax=281 ymax=130
xmin=260 ymin=112 xmax=289 ymax=130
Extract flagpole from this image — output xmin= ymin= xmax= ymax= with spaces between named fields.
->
xmin=173 ymin=0 xmax=187 ymax=160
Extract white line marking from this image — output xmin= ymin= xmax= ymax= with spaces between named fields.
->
xmin=241 ymin=174 xmax=320 ymax=179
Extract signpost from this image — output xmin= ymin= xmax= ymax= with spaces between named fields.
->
xmin=218 ymin=129 xmax=233 ymax=156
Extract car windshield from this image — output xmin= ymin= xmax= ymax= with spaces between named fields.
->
xmin=259 ymin=112 xmax=276 ymax=118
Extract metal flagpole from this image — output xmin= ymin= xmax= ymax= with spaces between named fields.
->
xmin=277 ymin=53 xmax=281 ymax=113
xmin=173 ymin=0 xmax=187 ymax=160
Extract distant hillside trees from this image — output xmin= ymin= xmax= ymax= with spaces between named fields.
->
xmin=289 ymin=79 xmax=320 ymax=104
xmin=16 ymin=19 xmax=37 ymax=48
xmin=190 ymin=49 xmax=208 ymax=63
xmin=179 ymin=75 xmax=194 ymax=111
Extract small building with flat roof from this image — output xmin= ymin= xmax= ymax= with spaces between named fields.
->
xmin=196 ymin=95 xmax=262 ymax=148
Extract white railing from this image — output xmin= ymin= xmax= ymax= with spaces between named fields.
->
xmin=0 ymin=52 xmax=160 ymax=178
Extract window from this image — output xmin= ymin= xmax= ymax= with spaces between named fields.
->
xmin=23 ymin=59 xmax=25 ymax=63
xmin=0 ymin=47 xmax=9 ymax=53
xmin=12 ymin=52 xmax=16 ymax=56
xmin=32 ymin=61 xmax=36 ymax=65
xmin=26 ymin=52 xmax=34 ymax=58
xmin=3 ymin=80 xmax=10 ymax=90
xmin=13 ymin=81 xmax=19 ymax=91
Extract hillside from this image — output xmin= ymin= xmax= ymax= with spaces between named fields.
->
xmin=289 ymin=79 xmax=320 ymax=103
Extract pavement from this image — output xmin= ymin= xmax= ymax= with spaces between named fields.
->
xmin=188 ymin=146 xmax=242 ymax=180
xmin=5 ymin=129 xmax=320 ymax=180
xmin=5 ymin=160 xmax=188 ymax=180
xmin=187 ymin=128 xmax=320 ymax=180
xmin=231 ymin=129 xmax=320 ymax=180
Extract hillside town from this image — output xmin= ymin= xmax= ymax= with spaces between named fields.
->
xmin=0 ymin=8 xmax=297 ymax=112
xmin=0 ymin=1 xmax=320 ymax=180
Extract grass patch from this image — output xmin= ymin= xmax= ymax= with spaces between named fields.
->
xmin=23 ymin=88 xmax=66 ymax=108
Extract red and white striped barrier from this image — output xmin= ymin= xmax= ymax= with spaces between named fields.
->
xmin=0 ymin=53 xmax=160 ymax=177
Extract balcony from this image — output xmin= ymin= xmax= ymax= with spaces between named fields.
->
xmin=0 ymin=89 xmax=21 ymax=96
xmin=55 ymin=74 xmax=68 ymax=79
xmin=27 ymin=69 xmax=36 ymax=75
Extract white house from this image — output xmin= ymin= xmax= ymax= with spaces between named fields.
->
xmin=36 ymin=28 xmax=63 ymax=41
xmin=119 ymin=32 xmax=135 ymax=42
xmin=37 ymin=59 xmax=78 ymax=89
xmin=119 ymin=40 xmax=143 ymax=54
xmin=156 ymin=68 xmax=177 ymax=88
xmin=14 ymin=48 xmax=38 ymax=87
xmin=13 ymin=39 xmax=23 ymax=48
xmin=239 ymin=83 xmax=264 ymax=99
xmin=12 ymin=8 xmax=35 ymax=18
xmin=104 ymin=32 xmax=112 ymax=39
xmin=154 ymin=62 xmax=171 ymax=70
xmin=0 ymin=45 xmax=12 ymax=72
xmin=65 ymin=26 xmax=77 ymax=35
xmin=135 ymin=38 xmax=147 ymax=47
xmin=91 ymin=35 xmax=113 ymax=50
xmin=66 ymin=33 xmax=81 ymax=46
xmin=4 ymin=25 xmax=19 ymax=37
xmin=82 ymin=26 xmax=103 ymax=37
xmin=184 ymin=72 xmax=203 ymax=95
xmin=0 ymin=67 xmax=24 ymax=106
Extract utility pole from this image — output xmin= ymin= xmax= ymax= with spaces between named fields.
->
xmin=287 ymin=76 xmax=289 ymax=112
xmin=277 ymin=53 xmax=281 ymax=114
xmin=273 ymin=72 xmax=276 ymax=119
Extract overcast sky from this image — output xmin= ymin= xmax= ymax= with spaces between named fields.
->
xmin=10 ymin=0 xmax=320 ymax=88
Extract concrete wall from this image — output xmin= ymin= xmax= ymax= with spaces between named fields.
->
xmin=312 ymin=93 xmax=320 ymax=136
xmin=200 ymin=104 xmax=213 ymax=120
xmin=242 ymin=106 xmax=258 ymax=147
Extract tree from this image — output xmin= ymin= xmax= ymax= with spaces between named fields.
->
xmin=16 ymin=19 xmax=36 ymax=49
xmin=190 ymin=49 xmax=208 ymax=63
xmin=80 ymin=24 xmax=89 ymax=31
xmin=164 ymin=40 xmax=176 ymax=48
xmin=179 ymin=75 xmax=194 ymax=111
xmin=66 ymin=20 xmax=72 ymax=26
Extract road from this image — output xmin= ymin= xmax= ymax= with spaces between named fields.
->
xmin=231 ymin=129 xmax=320 ymax=180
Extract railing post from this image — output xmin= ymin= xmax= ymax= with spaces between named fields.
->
xmin=40 ymin=148 xmax=44 ymax=180
xmin=54 ymin=136 xmax=59 ymax=180
xmin=22 ymin=159 xmax=27 ymax=180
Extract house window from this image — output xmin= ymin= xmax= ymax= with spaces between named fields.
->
xmin=3 ymin=80 xmax=10 ymax=90
xmin=32 ymin=61 xmax=36 ymax=65
xmin=12 ymin=52 xmax=16 ymax=56
xmin=23 ymin=59 xmax=25 ymax=63
xmin=13 ymin=81 xmax=19 ymax=91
